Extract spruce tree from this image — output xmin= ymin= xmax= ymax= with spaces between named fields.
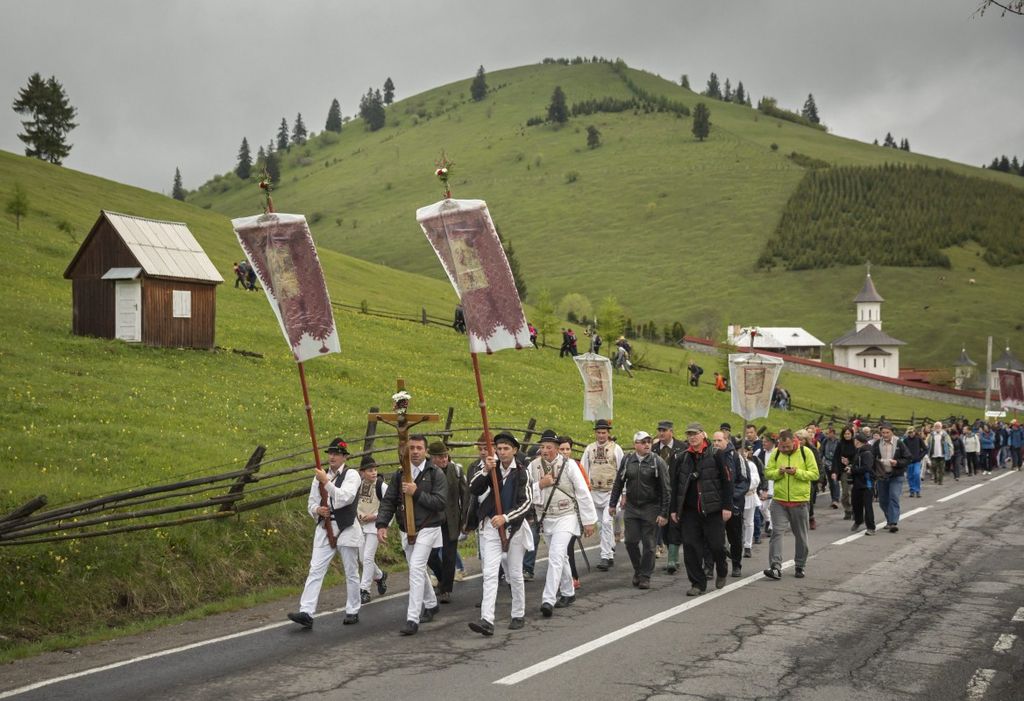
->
xmin=470 ymin=65 xmax=488 ymax=101
xmin=704 ymin=73 xmax=721 ymax=100
xmin=680 ymin=74 xmax=690 ymax=89
xmin=12 ymin=73 xmax=78 ymax=165
xmin=383 ymin=77 xmax=395 ymax=105
xmin=255 ymin=145 xmax=266 ymax=170
xmin=801 ymin=93 xmax=820 ymax=124
xmin=277 ymin=117 xmax=290 ymax=151
xmin=171 ymin=168 xmax=186 ymax=201
xmin=692 ymin=102 xmax=711 ymax=141
xmin=265 ymin=150 xmax=281 ymax=185
xmin=998 ymin=155 xmax=1011 ymax=172
xmin=235 ymin=137 xmax=252 ymax=180
xmin=723 ymin=78 xmax=733 ymax=102
xmin=883 ymin=132 xmax=897 ymax=148
xmin=325 ymin=98 xmax=343 ymax=133
xmin=586 ymin=125 xmax=601 ymax=149
xmin=358 ymin=88 xmax=386 ymax=131
xmin=1012 ymin=156 xmax=1020 ymax=173
xmin=548 ymin=86 xmax=568 ymax=124
xmin=735 ymin=81 xmax=746 ymax=105
xmin=291 ymin=113 xmax=307 ymax=145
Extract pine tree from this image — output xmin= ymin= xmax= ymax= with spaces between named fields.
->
xmin=735 ymin=81 xmax=746 ymax=105
xmin=325 ymin=98 xmax=343 ymax=133
xmin=255 ymin=145 xmax=266 ymax=170
xmin=1012 ymin=156 xmax=1021 ymax=173
xmin=170 ymin=168 xmax=185 ymax=201
xmin=235 ymin=137 xmax=252 ymax=180
xmin=470 ymin=65 xmax=488 ymax=101
xmin=264 ymin=150 xmax=281 ymax=185
xmin=383 ymin=77 xmax=395 ymax=105
xmin=704 ymin=72 xmax=721 ymax=100
xmin=586 ymin=125 xmax=601 ymax=149
xmin=883 ymin=132 xmax=897 ymax=148
xmin=358 ymin=88 xmax=386 ymax=131
xmin=692 ymin=102 xmax=711 ymax=141
xmin=548 ymin=86 xmax=568 ymax=124
xmin=801 ymin=93 xmax=820 ymax=124
xmin=277 ymin=117 xmax=290 ymax=151
xmin=12 ymin=73 xmax=78 ymax=165
xmin=680 ymin=74 xmax=690 ymax=89
xmin=291 ymin=113 xmax=307 ymax=145
xmin=998 ymin=155 xmax=1011 ymax=172
xmin=5 ymin=182 xmax=29 ymax=230
xmin=723 ymin=78 xmax=733 ymax=102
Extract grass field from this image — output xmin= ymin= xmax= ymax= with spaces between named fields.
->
xmin=187 ymin=60 xmax=1024 ymax=368
xmin=0 ymin=145 xmax=991 ymax=661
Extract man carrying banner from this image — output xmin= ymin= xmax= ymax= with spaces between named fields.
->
xmin=287 ymin=438 xmax=364 ymax=628
xmin=376 ymin=434 xmax=448 ymax=635
xmin=531 ymin=430 xmax=597 ymax=617
xmin=467 ymin=432 xmax=535 ymax=635
xmin=581 ymin=419 xmax=623 ymax=571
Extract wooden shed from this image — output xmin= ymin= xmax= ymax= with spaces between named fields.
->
xmin=63 ymin=211 xmax=223 ymax=348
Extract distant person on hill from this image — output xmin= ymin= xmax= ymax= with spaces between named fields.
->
xmin=528 ymin=323 xmax=538 ymax=347
xmin=233 ymin=261 xmax=246 ymax=289
xmin=567 ymin=328 xmax=579 ymax=356
xmin=559 ymin=328 xmax=572 ymax=357
xmin=452 ymin=304 xmax=466 ymax=334
xmin=613 ymin=337 xmax=634 ymax=377
xmin=687 ymin=362 xmax=703 ymax=387
xmin=714 ymin=372 xmax=727 ymax=392
xmin=589 ymin=330 xmax=602 ymax=355
xmin=246 ymin=264 xmax=258 ymax=291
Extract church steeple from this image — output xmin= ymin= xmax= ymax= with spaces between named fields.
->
xmin=853 ymin=264 xmax=884 ymax=331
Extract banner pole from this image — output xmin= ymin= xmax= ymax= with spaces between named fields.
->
xmin=471 ymin=351 xmax=509 ymax=551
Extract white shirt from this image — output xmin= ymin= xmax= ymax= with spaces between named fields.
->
xmin=307 ymin=465 xmax=363 ymax=547
xmin=532 ymin=456 xmax=598 ymax=536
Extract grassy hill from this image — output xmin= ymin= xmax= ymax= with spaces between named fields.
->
xmin=0 ymin=148 xmax=992 ymax=659
xmin=189 ymin=60 xmax=1024 ymax=368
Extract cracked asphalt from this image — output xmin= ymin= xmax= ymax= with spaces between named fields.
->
xmin=3 ymin=472 xmax=1023 ymax=701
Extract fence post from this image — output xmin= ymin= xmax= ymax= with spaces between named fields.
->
xmin=363 ymin=406 xmax=380 ymax=456
xmin=0 ymin=495 xmax=48 ymax=529
xmin=219 ymin=446 xmax=265 ymax=512
xmin=443 ymin=406 xmax=455 ymax=440
xmin=421 ymin=307 xmax=428 ymax=325
xmin=521 ymin=417 xmax=538 ymax=447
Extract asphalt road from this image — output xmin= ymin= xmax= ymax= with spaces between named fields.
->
xmin=3 ymin=470 xmax=1023 ymax=701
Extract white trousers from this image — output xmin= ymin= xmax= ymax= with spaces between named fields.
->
xmin=298 ymin=529 xmax=362 ymax=616
xmin=479 ymin=521 xmax=530 ymax=624
xmin=541 ymin=529 xmax=575 ymax=605
xmin=742 ymin=497 xmax=757 ymax=548
xmin=402 ymin=527 xmax=441 ymax=623
xmin=359 ymin=533 xmax=384 ymax=591
xmin=591 ymin=490 xmax=616 ymax=560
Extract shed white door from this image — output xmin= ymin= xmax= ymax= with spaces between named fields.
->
xmin=115 ymin=280 xmax=142 ymax=342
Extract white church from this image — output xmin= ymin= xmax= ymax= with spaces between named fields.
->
xmin=831 ymin=270 xmax=906 ymax=378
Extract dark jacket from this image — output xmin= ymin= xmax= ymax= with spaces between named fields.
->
xmin=435 ymin=460 xmax=469 ymax=541
xmin=375 ymin=463 xmax=448 ymax=532
xmin=720 ymin=443 xmax=750 ymax=513
xmin=610 ymin=451 xmax=671 ymax=517
xmin=671 ymin=442 xmax=733 ymax=516
xmin=819 ymin=436 xmax=839 ymax=471
xmin=850 ymin=443 xmax=875 ymax=489
xmin=462 ymin=453 xmax=528 ymax=531
xmin=833 ymin=439 xmax=857 ymax=482
xmin=467 ymin=460 xmax=533 ymax=538
xmin=871 ymin=436 xmax=911 ymax=479
xmin=903 ymin=435 xmax=927 ymax=462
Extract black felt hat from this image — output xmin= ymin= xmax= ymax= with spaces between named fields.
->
xmin=325 ymin=437 xmax=350 ymax=455
xmin=538 ymin=429 xmax=560 ymax=444
xmin=493 ymin=432 xmax=520 ymax=449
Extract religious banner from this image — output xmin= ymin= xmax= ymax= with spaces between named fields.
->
xmin=416 ymin=198 xmax=531 ymax=354
xmin=232 ymin=212 xmax=340 ymax=362
xmin=998 ymin=369 xmax=1024 ymax=411
xmin=728 ymin=352 xmax=784 ymax=421
xmin=573 ymin=353 xmax=613 ymax=421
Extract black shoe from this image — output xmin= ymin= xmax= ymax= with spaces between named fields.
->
xmin=632 ymin=574 xmax=641 ymax=587
xmin=439 ymin=591 xmax=451 ymax=604
xmin=715 ymin=574 xmax=727 ymax=589
xmin=731 ymin=567 xmax=742 ymax=578
xmin=743 ymin=548 xmax=752 ymax=559
xmin=703 ymin=565 xmax=714 ymax=580
xmin=596 ymin=558 xmax=611 ymax=571
xmin=889 ymin=525 xmax=899 ymax=533
xmin=554 ymin=594 xmax=575 ymax=608
xmin=360 ymin=589 xmax=371 ymax=604
xmin=421 ymin=605 xmax=440 ymax=622
xmin=638 ymin=578 xmax=651 ymax=589
xmin=287 ymin=612 xmax=313 ymax=629
xmin=509 ymin=617 xmax=525 ymax=630
xmin=468 ymin=619 xmax=494 ymax=636
xmin=540 ymin=602 xmax=553 ymax=617
xmin=343 ymin=613 xmax=359 ymax=625
xmin=523 ymin=570 xmax=534 ymax=582
xmin=685 ymin=586 xmax=705 ymax=596
xmin=399 ymin=620 xmax=418 ymax=635
xmin=376 ymin=572 xmax=389 ymax=595
xmin=763 ymin=567 xmax=781 ymax=580
xmin=843 ymin=512 xmax=853 ymax=520
xmin=850 ymin=522 xmax=862 ymax=532
xmin=666 ymin=562 xmax=678 ymax=574
xmin=795 ymin=567 xmax=805 ymax=578
xmin=865 ymin=529 xmax=875 ymax=535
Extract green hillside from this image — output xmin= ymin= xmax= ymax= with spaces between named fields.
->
xmin=190 ymin=60 xmax=1024 ymax=368
xmin=0 ymin=149 xmax=990 ymax=658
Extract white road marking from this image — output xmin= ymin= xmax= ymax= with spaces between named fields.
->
xmin=1012 ymin=607 xmax=1024 ymax=623
xmin=966 ymin=668 xmax=996 ymax=700
xmin=831 ymin=531 xmax=867 ymax=545
xmin=901 ymin=506 xmax=930 ymax=518
xmin=492 ymin=560 xmax=796 ymax=686
xmin=937 ymin=484 xmax=985 ymax=502
xmin=993 ymin=633 xmax=1016 ymax=653
xmin=990 ymin=471 xmax=1015 ymax=482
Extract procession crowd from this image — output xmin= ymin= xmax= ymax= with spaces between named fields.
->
xmin=286 ymin=417 xmax=1024 ymax=635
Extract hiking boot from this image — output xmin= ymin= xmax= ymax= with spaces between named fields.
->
xmin=889 ymin=525 xmax=899 ymax=533
xmin=731 ymin=566 xmax=742 ymax=578
xmin=795 ymin=567 xmax=805 ymax=578
xmin=596 ymin=558 xmax=611 ymax=571
xmin=763 ymin=567 xmax=782 ymax=580
xmin=523 ymin=570 xmax=534 ymax=581
xmin=454 ymin=569 xmax=466 ymax=582
xmin=715 ymin=574 xmax=728 ymax=589
xmin=287 ymin=612 xmax=313 ymax=629
xmin=554 ymin=594 xmax=575 ymax=608
xmin=743 ymin=548 xmax=752 ymax=558
xmin=685 ymin=586 xmax=705 ymax=597
xmin=508 ymin=617 xmax=525 ymax=630
xmin=376 ymin=571 xmax=389 ymax=595
xmin=421 ymin=605 xmax=440 ymax=622
xmin=865 ymin=529 xmax=875 ymax=535
xmin=540 ymin=602 xmax=553 ymax=617
xmin=439 ymin=591 xmax=451 ymax=604
xmin=468 ymin=619 xmax=494 ymax=636
xmin=399 ymin=620 xmax=418 ymax=636
xmin=638 ymin=578 xmax=651 ymax=590
xmin=666 ymin=562 xmax=678 ymax=574
xmin=360 ymin=589 xmax=371 ymax=604
xmin=343 ymin=613 xmax=359 ymax=625
xmin=851 ymin=522 xmax=862 ymax=532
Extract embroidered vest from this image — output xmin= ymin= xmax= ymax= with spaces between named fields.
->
xmin=586 ymin=442 xmax=618 ymax=491
xmin=532 ymin=456 xmax=578 ymax=520
xmin=356 ymin=477 xmax=379 ymax=521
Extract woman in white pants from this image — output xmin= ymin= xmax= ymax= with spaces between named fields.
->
xmin=741 ymin=445 xmax=761 ymax=557
xmin=530 ymin=430 xmax=597 ymax=617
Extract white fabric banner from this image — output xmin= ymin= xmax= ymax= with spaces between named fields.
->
xmin=728 ymin=353 xmax=784 ymax=421
xmin=998 ymin=369 xmax=1024 ymax=411
xmin=232 ymin=212 xmax=341 ymax=363
xmin=574 ymin=353 xmax=613 ymax=421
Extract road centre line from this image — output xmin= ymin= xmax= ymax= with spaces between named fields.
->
xmin=990 ymin=471 xmax=1015 ymax=482
xmin=992 ymin=633 xmax=1016 ymax=653
xmin=937 ymin=484 xmax=986 ymax=502
xmin=966 ymin=668 xmax=996 ymax=700
xmin=1013 ymin=607 xmax=1024 ymax=623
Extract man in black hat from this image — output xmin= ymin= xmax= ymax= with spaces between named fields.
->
xmin=531 ymin=429 xmax=597 ymax=617
xmin=581 ymin=418 xmax=624 ymax=571
xmin=287 ymin=437 xmax=364 ymax=628
xmin=376 ymin=434 xmax=448 ymax=635
xmin=670 ymin=423 xmax=734 ymax=596
xmin=467 ymin=432 xmax=535 ymax=635
xmin=652 ymin=420 xmax=686 ymax=573
xmin=609 ymin=431 xmax=670 ymax=589
xmin=425 ymin=441 xmax=467 ymax=604
xmin=355 ymin=454 xmax=389 ymax=604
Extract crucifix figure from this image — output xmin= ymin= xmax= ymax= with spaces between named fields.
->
xmin=369 ymin=379 xmax=440 ymax=542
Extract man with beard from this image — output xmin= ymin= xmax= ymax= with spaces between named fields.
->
xmin=609 ymin=431 xmax=670 ymax=589
xmin=670 ymin=423 xmax=733 ymax=596
xmin=763 ymin=429 xmax=818 ymax=580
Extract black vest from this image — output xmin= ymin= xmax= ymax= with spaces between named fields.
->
xmin=330 ymin=468 xmax=358 ymax=532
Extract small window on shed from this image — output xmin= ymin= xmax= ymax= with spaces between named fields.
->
xmin=172 ymin=290 xmax=192 ymax=318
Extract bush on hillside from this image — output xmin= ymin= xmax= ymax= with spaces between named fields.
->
xmin=757 ymin=97 xmax=828 ymax=132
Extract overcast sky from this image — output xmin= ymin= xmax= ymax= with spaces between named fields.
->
xmin=1 ymin=0 xmax=1021 ymax=194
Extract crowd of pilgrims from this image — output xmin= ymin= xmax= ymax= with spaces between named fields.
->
xmin=286 ymin=417 xmax=1024 ymax=635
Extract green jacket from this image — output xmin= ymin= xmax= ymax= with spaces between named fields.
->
xmin=765 ymin=446 xmax=819 ymax=503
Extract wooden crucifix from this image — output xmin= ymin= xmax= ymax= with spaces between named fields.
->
xmin=369 ymin=379 xmax=440 ymax=542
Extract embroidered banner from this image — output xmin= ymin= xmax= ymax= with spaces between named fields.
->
xmin=574 ymin=353 xmax=613 ymax=421
xmin=232 ymin=213 xmax=340 ymax=362
xmin=416 ymin=199 xmax=530 ymax=354
xmin=728 ymin=353 xmax=784 ymax=421
xmin=998 ymin=369 xmax=1024 ymax=411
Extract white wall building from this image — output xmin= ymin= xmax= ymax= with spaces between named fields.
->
xmin=831 ymin=272 xmax=905 ymax=379
xmin=726 ymin=325 xmax=825 ymax=360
